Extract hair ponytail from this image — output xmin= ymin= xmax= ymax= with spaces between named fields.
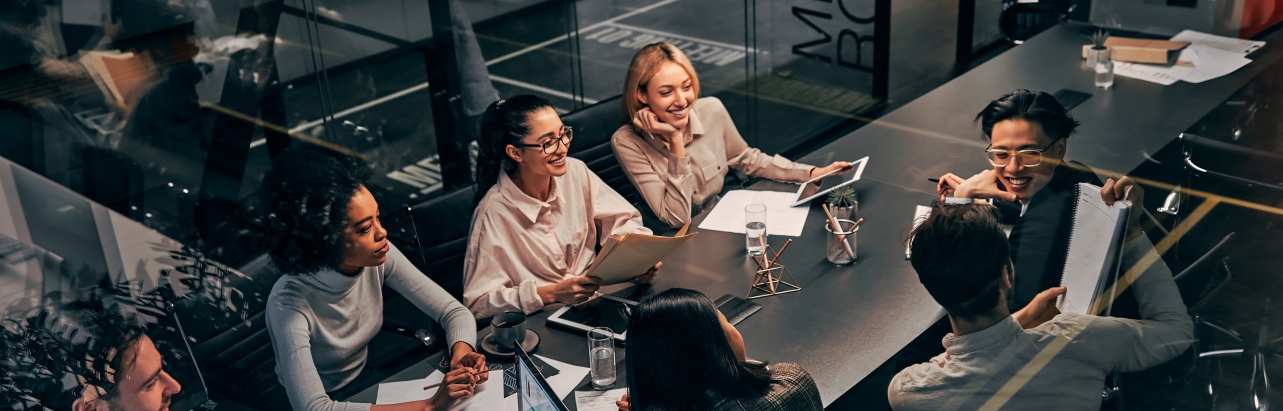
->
xmin=473 ymin=95 xmax=554 ymax=206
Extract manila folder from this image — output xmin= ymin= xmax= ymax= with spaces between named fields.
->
xmin=584 ymin=232 xmax=697 ymax=285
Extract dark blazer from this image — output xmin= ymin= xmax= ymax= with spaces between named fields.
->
xmin=1001 ymin=161 xmax=1102 ymax=309
xmin=709 ymin=362 xmax=823 ymax=411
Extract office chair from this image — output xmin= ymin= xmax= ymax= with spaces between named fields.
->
xmin=1166 ymin=231 xmax=1282 ymax=410
xmin=998 ymin=0 xmax=1073 ymax=44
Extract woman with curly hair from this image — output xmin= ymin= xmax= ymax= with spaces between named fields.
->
xmin=463 ymin=95 xmax=658 ymax=319
xmin=262 ymin=148 xmax=483 ymax=411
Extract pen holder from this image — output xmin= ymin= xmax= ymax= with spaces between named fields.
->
xmin=824 ymin=219 xmax=858 ymax=265
xmin=747 ymin=245 xmax=801 ymax=300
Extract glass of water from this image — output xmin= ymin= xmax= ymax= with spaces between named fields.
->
xmin=588 ymin=327 xmax=616 ymax=389
xmin=1095 ymin=47 xmax=1114 ymax=89
xmin=745 ymin=204 xmax=767 ymax=256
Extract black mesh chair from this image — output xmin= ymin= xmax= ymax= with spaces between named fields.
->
xmin=562 ymin=96 xmax=671 ymax=232
xmin=998 ymin=0 xmax=1073 ymax=44
xmin=1178 ymin=233 xmax=1279 ymax=410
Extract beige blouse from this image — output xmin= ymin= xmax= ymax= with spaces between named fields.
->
xmin=611 ymin=97 xmax=814 ymax=228
xmin=463 ymin=157 xmax=651 ymax=318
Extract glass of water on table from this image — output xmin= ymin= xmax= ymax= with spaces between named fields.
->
xmin=745 ymin=204 xmax=767 ymax=256
xmin=588 ymin=327 xmax=616 ymax=389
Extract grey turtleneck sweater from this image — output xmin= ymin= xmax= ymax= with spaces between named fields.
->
xmin=266 ymin=244 xmax=476 ymax=411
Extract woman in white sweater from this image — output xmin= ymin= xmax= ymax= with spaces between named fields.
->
xmin=262 ymin=149 xmax=484 ymax=411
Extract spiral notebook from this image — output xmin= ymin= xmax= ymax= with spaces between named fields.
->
xmin=1058 ymin=183 xmax=1132 ymax=315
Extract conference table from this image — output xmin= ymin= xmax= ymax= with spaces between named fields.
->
xmin=352 ymin=21 xmax=1283 ymax=409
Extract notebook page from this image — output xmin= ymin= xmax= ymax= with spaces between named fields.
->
xmin=1060 ymin=183 xmax=1127 ymax=314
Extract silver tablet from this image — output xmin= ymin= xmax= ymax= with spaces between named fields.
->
xmin=791 ymin=156 xmax=869 ymax=207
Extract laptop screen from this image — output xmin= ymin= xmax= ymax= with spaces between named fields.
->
xmin=516 ymin=346 xmax=569 ymax=411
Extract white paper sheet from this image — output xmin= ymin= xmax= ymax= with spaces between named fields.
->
xmin=1171 ymin=29 xmax=1265 ymax=56
xmin=1113 ymin=60 xmax=1193 ymax=85
xmin=1180 ymin=45 xmax=1253 ymax=83
xmin=697 ymin=190 xmax=812 ymax=237
xmin=575 ymin=388 xmax=630 ymax=411
xmin=375 ymin=367 xmax=503 ymax=409
xmin=539 ymin=355 xmax=591 ymax=399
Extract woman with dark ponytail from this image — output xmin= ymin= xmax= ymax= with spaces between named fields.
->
xmin=464 ymin=95 xmax=658 ymax=318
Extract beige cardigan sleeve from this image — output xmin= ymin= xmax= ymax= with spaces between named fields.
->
xmin=611 ymin=127 xmax=697 ymax=228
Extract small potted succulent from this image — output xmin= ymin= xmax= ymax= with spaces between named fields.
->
xmin=826 ymin=186 xmax=859 ymax=222
xmin=1086 ymin=29 xmax=1110 ymax=67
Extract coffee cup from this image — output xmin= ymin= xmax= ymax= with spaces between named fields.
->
xmin=491 ymin=311 xmax=527 ymax=351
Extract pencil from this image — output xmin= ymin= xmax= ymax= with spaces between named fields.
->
xmin=767 ymin=239 xmax=792 ymax=268
xmin=821 ymin=204 xmax=856 ymax=259
xmin=423 ymin=369 xmax=490 ymax=390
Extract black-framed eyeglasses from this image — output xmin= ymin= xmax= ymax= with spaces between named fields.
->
xmin=513 ymin=126 xmax=574 ymax=154
xmin=985 ymin=138 xmax=1061 ymax=167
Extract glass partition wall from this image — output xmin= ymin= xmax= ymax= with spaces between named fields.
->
xmin=9 ymin=0 xmax=1280 ymax=409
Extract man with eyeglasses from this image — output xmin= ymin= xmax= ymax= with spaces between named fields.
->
xmin=935 ymin=89 xmax=1148 ymax=311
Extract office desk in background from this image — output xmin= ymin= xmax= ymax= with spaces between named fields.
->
xmin=357 ymin=21 xmax=1282 ymax=409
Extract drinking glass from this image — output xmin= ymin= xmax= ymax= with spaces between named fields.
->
xmin=744 ymin=204 xmax=767 ymax=256
xmin=587 ymin=327 xmax=616 ymax=389
xmin=1095 ymin=48 xmax=1114 ymax=89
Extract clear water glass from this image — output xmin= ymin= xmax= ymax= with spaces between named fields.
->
xmin=745 ymin=204 xmax=767 ymax=256
xmin=1095 ymin=48 xmax=1114 ymax=89
xmin=587 ymin=327 xmax=616 ymax=389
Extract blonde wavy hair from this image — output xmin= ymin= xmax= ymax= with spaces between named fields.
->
xmin=621 ymin=42 xmax=701 ymax=129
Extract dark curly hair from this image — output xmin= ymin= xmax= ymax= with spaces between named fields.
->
xmin=261 ymin=148 xmax=371 ymax=275
xmin=1 ymin=299 xmax=148 ymax=410
xmin=474 ymin=95 xmax=554 ymax=206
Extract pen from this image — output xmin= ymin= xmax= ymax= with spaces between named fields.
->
xmin=928 ymin=178 xmax=940 ymax=183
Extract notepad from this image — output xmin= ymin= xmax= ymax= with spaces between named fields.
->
xmin=1058 ymin=183 xmax=1131 ymax=315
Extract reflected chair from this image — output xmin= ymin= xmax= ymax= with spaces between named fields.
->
xmin=998 ymin=0 xmax=1073 ymax=44
xmin=1168 ymin=232 xmax=1281 ymax=410
xmin=561 ymin=96 xmax=669 ymax=232
xmin=384 ymin=186 xmax=477 ymax=303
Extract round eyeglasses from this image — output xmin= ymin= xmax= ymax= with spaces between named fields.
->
xmin=513 ymin=126 xmax=574 ymax=154
xmin=985 ymin=139 xmax=1060 ymax=167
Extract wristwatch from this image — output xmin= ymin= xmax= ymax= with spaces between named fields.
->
xmin=945 ymin=197 xmax=974 ymax=204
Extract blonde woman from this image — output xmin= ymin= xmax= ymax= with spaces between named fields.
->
xmin=610 ymin=42 xmax=852 ymax=228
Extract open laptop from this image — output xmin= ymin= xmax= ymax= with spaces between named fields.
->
xmin=516 ymin=345 xmax=570 ymax=411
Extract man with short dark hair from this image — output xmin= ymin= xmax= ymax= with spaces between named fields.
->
xmin=887 ymin=203 xmax=1192 ymax=410
xmin=936 ymin=89 xmax=1146 ymax=310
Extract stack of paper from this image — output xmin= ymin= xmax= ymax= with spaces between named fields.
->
xmin=1113 ymin=30 xmax=1262 ymax=85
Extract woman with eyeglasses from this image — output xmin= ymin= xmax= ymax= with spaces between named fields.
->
xmin=611 ymin=42 xmax=854 ymax=229
xmin=464 ymin=95 xmax=659 ymax=319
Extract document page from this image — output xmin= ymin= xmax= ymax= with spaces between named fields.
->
xmin=698 ymin=190 xmax=812 ymax=237
xmin=1059 ymin=183 xmax=1129 ymax=315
